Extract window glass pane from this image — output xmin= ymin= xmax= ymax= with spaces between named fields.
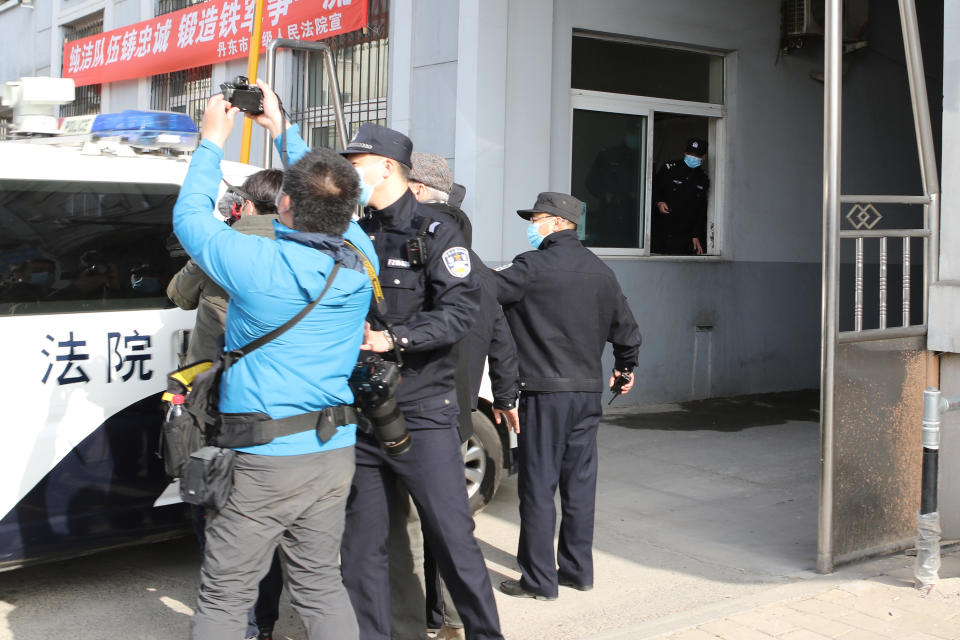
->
xmin=61 ymin=12 xmax=104 ymax=117
xmin=572 ymin=35 xmax=723 ymax=104
xmin=571 ymin=109 xmax=646 ymax=249
xmin=290 ymin=0 xmax=389 ymax=151
xmin=150 ymin=66 xmax=212 ymax=125
xmin=0 ymin=180 xmax=184 ymax=315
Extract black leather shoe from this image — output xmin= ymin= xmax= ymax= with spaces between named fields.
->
xmin=499 ymin=579 xmax=557 ymax=601
xmin=559 ymin=576 xmax=593 ymax=591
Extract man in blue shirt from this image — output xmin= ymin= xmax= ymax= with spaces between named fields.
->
xmin=175 ymin=89 xmax=376 ymax=640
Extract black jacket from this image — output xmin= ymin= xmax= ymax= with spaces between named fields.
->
xmin=494 ymin=230 xmax=641 ymax=393
xmin=466 ymin=261 xmax=519 ymax=409
xmin=361 ymin=190 xmax=480 ymax=405
xmin=652 ymin=159 xmax=710 ymax=243
xmin=423 ymin=201 xmax=519 ymax=411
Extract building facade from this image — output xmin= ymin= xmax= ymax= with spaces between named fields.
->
xmin=3 ymin=0 xmax=957 ymax=550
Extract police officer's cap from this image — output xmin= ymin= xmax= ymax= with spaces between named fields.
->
xmin=686 ymin=137 xmax=708 ymax=156
xmin=517 ymin=192 xmax=585 ymax=224
xmin=339 ymin=122 xmax=413 ymax=167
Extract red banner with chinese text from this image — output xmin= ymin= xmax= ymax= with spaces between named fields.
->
xmin=63 ymin=0 xmax=367 ymax=88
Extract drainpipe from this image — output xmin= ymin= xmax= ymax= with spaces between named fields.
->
xmin=915 ymin=388 xmax=942 ymax=590
xmin=916 ymin=390 xmax=960 ymax=590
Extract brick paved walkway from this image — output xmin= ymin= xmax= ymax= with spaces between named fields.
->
xmin=659 ymin=561 xmax=960 ymax=640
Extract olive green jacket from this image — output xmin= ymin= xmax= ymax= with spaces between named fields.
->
xmin=166 ymin=214 xmax=278 ymax=363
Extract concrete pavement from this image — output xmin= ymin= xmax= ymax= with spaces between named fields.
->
xmin=2 ymin=390 xmax=958 ymax=639
xmin=650 ymin=555 xmax=960 ymax=640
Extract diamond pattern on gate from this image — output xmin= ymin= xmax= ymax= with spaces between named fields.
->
xmin=845 ymin=203 xmax=883 ymax=230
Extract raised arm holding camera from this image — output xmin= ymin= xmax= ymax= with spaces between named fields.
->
xmin=174 ymin=85 xmax=378 ymax=640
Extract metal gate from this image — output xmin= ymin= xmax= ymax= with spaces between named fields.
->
xmin=818 ymin=0 xmax=940 ymax=572
xmin=61 ymin=12 xmax=104 ymax=117
xmin=262 ymin=0 xmax=388 ymax=163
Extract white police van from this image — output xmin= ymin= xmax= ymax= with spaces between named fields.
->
xmin=0 ymin=79 xmax=511 ymax=570
xmin=0 ymin=101 xmax=260 ymax=571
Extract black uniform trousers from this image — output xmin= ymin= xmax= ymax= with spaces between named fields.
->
xmin=341 ymin=404 xmax=502 ymax=640
xmin=517 ymin=391 xmax=603 ymax=598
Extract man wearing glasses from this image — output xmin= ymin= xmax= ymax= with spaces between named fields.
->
xmin=493 ymin=192 xmax=642 ymax=601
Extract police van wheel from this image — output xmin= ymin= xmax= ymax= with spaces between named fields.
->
xmin=465 ymin=410 xmax=503 ymax=514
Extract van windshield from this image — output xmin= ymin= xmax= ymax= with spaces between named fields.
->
xmin=0 ymin=179 xmax=187 ymax=315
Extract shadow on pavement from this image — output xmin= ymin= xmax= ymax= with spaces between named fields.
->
xmin=603 ymin=389 xmax=820 ymax=432
xmin=481 ymin=389 xmax=823 ymax=616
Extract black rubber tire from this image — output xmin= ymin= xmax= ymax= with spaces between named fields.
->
xmin=465 ymin=410 xmax=504 ymax=514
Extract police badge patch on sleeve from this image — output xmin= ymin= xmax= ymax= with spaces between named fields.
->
xmin=442 ymin=247 xmax=471 ymax=278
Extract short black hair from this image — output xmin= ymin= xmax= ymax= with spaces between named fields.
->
xmin=241 ymin=169 xmax=284 ymax=215
xmin=283 ymin=148 xmax=359 ymax=234
xmin=392 ymin=159 xmax=410 ymax=182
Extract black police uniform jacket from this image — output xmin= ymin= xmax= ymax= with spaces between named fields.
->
xmin=361 ymin=190 xmax=480 ymax=406
xmin=424 ymin=201 xmax=519 ymax=411
xmin=494 ymin=229 xmax=641 ymax=393
xmin=652 ymin=159 xmax=710 ymax=244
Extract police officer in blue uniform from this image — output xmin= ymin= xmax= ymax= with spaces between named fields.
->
xmin=494 ymin=192 xmax=642 ymax=601
xmin=338 ymin=124 xmax=503 ymax=640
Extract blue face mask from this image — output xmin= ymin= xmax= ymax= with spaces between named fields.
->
xmin=526 ymin=220 xmax=546 ymax=249
xmin=684 ymin=154 xmax=703 ymax=169
xmin=356 ymin=160 xmax=386 ymax=207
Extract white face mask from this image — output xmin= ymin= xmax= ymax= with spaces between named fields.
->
xmin=356 ymin=159 xmax=387 ymax=206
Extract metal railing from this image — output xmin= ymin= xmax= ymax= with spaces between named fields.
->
xmin=149 ymin=65 xmax=213 ymax=124
xmin=837 ymin=195 xmax=932 ymax=344
xmin=265 ymin=0 xmax=388 ymax=156
xmin=263 ymin=40 xmax=350 ymax=167
xmin=818 ymin=0 xmax=941 ymax=574
xmin=60 ymin=11 xmax=103 ymax=117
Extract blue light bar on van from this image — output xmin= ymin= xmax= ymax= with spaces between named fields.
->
xmin=86 ymin=110 xmax=199 ymax=151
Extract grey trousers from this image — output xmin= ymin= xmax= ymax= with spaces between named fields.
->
xmin=191 ymin=447 xmax=358 ymax=640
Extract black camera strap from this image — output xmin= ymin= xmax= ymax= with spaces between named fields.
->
xmin=223 ymin=261 xmax=342 ymax=372
xmin=278 ymin=102 xmax=290 ymax=169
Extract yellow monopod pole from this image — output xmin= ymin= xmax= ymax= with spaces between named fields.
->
xmin=238 ymin=0 xmax=266 ymax=164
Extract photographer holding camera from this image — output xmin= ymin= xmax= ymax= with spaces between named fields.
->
xmin=174 ymin=87 xmax=377 ymax=640
xmin=337 ymin=124 xmax=503 ymax=640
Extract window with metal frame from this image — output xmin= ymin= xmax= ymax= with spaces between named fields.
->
xmin=150 ymin=0 xmax=211 ymax=122
xmin=284 ymin=0 xmax=389 ymax=150
xmin=61 ymin=12 xmax=104 ymax=118
xmin=569 ymin=32 xmax=726 ymax=257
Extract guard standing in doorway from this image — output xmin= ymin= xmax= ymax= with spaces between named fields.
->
xmin=651 ymin=137 xmax=710 ymax=255
xmin=338 ymin=123 xmax=503 ymax=640
xmin=494 ymin=192 xmax=642 ymax=601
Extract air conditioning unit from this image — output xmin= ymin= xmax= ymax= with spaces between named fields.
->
xmin=784 ymin=0 xmax=869 ymax=41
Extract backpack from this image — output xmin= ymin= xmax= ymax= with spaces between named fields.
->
xmin=159 ymin=261 xmax=343 ymax=479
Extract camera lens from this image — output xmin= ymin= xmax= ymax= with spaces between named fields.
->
xmin=368 ymin=396 xmax=411 ymax=456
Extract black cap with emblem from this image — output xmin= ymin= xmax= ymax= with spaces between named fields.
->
xmin=517 ymin=191 xmax=585 ymax=224
xmin=685 ymin=137 xmax=707 ymax=157
xmin=339 ymin=122 xmax=413 ymax=167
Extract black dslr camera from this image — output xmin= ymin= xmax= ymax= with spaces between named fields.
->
xmin=219 ymin=75 xmax=264 ymax=114
xmin=349 ymin=355 xmax=411 ymax=456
